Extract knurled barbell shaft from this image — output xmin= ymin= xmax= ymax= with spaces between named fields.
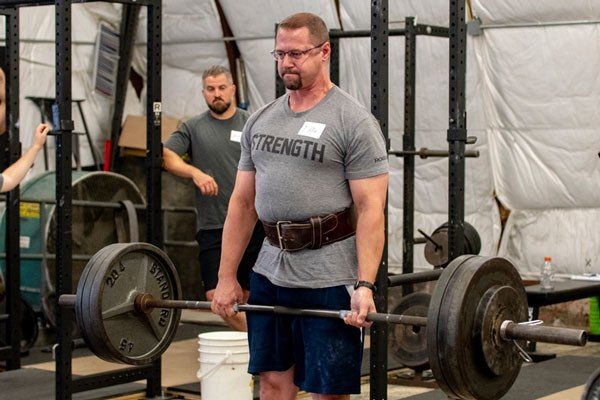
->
xmin=58 ymin=293 xmax=587 ymax=346
xmin=149 ymin=297 xmax=429 ymax=327
xmin=501 ymin=321 xmax=587 ymax=347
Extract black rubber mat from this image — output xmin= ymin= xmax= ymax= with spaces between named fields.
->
xmin=0 ymin=368 xmax=144 ymax=399
xmin=17 ymin=322 xmax=223 ymax=366
xmin=0 ymin=324 xmax=226 ymax=399
xmin=168 ymin=344 xmax=405 ymax=396
xmin=407 ymin=355 xmax=600 ymax=400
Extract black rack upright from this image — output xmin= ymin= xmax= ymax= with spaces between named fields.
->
xmin=447 ymin=0 xmax=468 ymax=260
xmin=0 ymin=7 xmax=21 ymax=371
xmin=0 ymin=1 xmax=163 ymax=399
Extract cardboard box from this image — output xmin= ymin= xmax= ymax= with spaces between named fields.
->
xmin=118 ymin=114 xmax=182 ymax=157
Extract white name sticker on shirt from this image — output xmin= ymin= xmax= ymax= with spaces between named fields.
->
xmin=297 ymin=121 xmax=326 ymax=139
xmin=230 ymin=130 xmax=242 ymax=143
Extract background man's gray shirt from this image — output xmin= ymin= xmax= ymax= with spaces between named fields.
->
xmin=165 ymin=108 xmax=250 ymax=231
xmin=238 ymin=87 xmax=389 ymax=289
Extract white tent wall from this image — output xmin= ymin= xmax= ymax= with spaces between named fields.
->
xmin=471 ymin=0 xmax=600 ymax=276
xmin=472 ymin=1 xmax=600 ymax=25
xmin=218 ymin=0 xmax=340 ymax=113
xmin=131 ymin=1 xmax=228 ymax=121
xmin=6 ymin=1 xmax=597 ymax=278
xmin=498 ymin=208 xmax=600 ymax=280
xmin=339 ymin=0 xmax=501 ymax=272
xmin=476 ymin=26 xmax=600 ymax=210
xmin=1 ymin=3 xmax=121 ymax=177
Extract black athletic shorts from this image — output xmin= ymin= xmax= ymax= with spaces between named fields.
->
xmin=196 ymin=223 xmax=265 ymax=291
xmin=247 ymin=271 xmax=363 ymax=394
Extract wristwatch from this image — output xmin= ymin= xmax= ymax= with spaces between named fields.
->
xmin=354 ymin=280 xmax=377 ymax=293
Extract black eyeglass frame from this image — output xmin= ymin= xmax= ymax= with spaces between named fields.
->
xmin=270 ymin=41 xmax=327 ymax=61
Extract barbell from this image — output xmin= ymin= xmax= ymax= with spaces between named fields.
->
xmin=58 ymin=242 xmax=587 ymax=400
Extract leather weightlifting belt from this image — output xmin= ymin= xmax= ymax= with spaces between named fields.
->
xmin=262 ymin=208 xmax=356 ymax=252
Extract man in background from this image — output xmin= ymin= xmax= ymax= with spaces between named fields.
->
xmin=163 ymin=65 xmax=264 ymax=331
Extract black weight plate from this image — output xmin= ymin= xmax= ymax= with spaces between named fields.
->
xmin=424 ymin=229 xmax=449 ymax=267
xmin=424 ymin=222 xmax=482 ymax=267
xmin=18 ymin=298 xmax=38 ymax=350
xmin=0 ymin=272 xmax=4 ymax=303
xmin=584 ymin=367 xmax=600 ymax=400
xmin=428 ymin=255 xmax=527 ymax=400
xmin=475 ymin=285 xmax=525 ymax=377
xmin=83 ymin=244 xmax=135 ymax=363
xmin=83 ymin=243 xmax=182 ymax=365
xmin=0 ymin=297 xmax=39 ymax=351
xmin=464 ymin=221 xmax=481 ymax=255
xmin=427 ymin=254 xmax=476 ymax=399
xmin=80 ymin=243 xmax=151 ymax=364
xmin=75 ymin=247 xmax=111 ymax=348
xmin=388 ymin=291 xmax=431 ymax=370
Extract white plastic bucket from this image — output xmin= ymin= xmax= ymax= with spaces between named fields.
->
xmin=197 ymin=331 xmax=253 ymax=400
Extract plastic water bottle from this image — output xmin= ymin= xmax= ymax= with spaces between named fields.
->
xmin=540 ymin=256 xmax=554 ymax=290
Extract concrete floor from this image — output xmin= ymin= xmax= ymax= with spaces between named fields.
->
xmin=12 ymin=310 xmax=600 ymax=399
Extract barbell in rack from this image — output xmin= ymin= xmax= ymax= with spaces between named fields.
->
xmin=58 ymin=243 xmax=588 ymax=400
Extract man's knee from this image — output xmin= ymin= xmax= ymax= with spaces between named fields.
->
xmin=312 ymin=395 xmax=350 ymax=400
xmin=259 ymin=370 xmax=297 ymax=400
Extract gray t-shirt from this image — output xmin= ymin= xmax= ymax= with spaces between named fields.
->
xmin=239 ymin=86 xmax=388 ymax=288
xmin=165 ymin=108 xmax=250 ymax=230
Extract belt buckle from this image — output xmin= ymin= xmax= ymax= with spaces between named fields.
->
xmin=276 ymin=220 xmax=292 ymax=250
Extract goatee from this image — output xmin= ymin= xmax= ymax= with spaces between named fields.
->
xmin=282 ymin=71 xmax=302 ymax=90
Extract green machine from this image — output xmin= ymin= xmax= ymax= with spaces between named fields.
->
xmin=0 ymin=171 xmax=144 ymax=347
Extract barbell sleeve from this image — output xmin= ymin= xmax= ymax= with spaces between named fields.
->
xmin=149 ymin=299 xmax=212 ymax=310
xmin=500 ymin=320 xmax=587 ymax=346
xmin=388 ymin=269 xmax=443 ymax=287
xmin=388 ymin=148 xmax=480 ymax=158
xmin=59 ymin=294 xmax=76 ymax=307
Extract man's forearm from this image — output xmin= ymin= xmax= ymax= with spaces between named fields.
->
xmin=219 ymin=196 xmax=258 ymax=280
xmin=163 ymin=154 xmax=201 ymax=179
xmin=355 ymin=206 xmax=385 ymax=284
xmin=1 ymin=144 xmax=42 ymax=192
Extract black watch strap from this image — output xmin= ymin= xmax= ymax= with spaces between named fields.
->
xmin=354 ymin=280 xmax=377 ymax=293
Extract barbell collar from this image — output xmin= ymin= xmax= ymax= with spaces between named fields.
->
xmin=59 ymin=294 xmax=76 ymax=308
xmin=500 ymin=320 xmax=587 ymax=347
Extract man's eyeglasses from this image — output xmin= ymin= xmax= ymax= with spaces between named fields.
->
xmin=270 ymin=42 xmax=326 ymax=61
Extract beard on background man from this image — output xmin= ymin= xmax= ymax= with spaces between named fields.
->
xmin=207 ymin=97 xmax=231 ymax=115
